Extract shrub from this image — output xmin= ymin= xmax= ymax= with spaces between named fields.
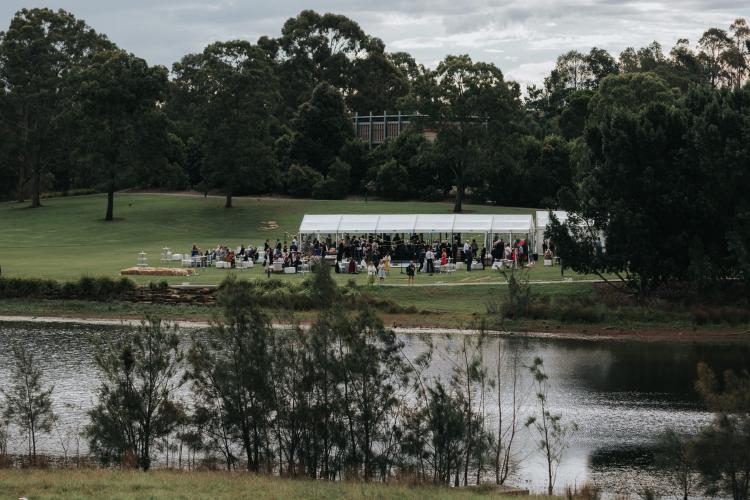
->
xmin=40 ymin=188 xmax=98 ymax=199
xmin=286 ymin=164 xmax=323 ymax=197
xmin=312 ymin=158 xmax=350 ymax=199
xmin=500 ymin=270 xmax=531 ymax=319
xmin=374 ymin=160 xmax=410 ymax=200
xmin=0 ymin=277 xmax=61 ymax=298
xmin=692 ymin=305 xmax=750 ymax=325
xmin=0 ymin=276 xmax=135 ymax=301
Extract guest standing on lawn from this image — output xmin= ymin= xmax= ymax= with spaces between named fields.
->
xmin=406 ymin=261 xmax=415 ymax=285
xmin=367 ymin=262 xmax=377 ymax=286
xmin=425 ymin=247 xmax=435 ymax=275
xmin=378 ymin=260 xmax=386 ymax=285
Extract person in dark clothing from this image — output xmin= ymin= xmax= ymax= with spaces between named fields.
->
xmin=406 ymin=261 xmax=415 ymax=285
xmin=465 ymin=247 xmax=472 ymax=272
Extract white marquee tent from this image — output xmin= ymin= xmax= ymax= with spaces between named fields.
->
xmin=299 ymin=213 xmax=536 ymax=249
xmin=535 ymin=210 xmax=568 ymax=253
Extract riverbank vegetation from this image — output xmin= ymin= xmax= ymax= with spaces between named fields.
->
xmin=1 ymin=266 xmax=748 ymax=499
xmin=0 ymin=278 xmax=748 ymax=341
xmin=2 ymin=266 xmax=579 ymax=495
xmin=0 ymin=469 xmax=525 ymax=500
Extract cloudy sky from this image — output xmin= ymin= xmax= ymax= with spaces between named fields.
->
xmin=1 ymin=1 xmax=748 ymax=85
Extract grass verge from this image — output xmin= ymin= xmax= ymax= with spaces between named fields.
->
xmin=0 ymin=468 xmax=527 ymax=499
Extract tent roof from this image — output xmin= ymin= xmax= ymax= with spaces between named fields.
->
xmin=414 ymin=214 xmax=455 ymax=232
xmin=338 ymin=214 xmax=380 ymax=233
xmin=299 ymin=213 xmax=538 ymax=235
xmin=452 ymin=214 xmax=494 ymax=233
xmin=535 ymin=210 xmax=568 ymax=230
xmin=299 ymin=214 xmax=342 ymax=234
xmin=376 ymin=214 xmax=418 ymax=233
xmin=491 ymin=214 xmax=534 ymax=233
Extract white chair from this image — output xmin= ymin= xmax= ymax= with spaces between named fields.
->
xmin=299 ymin=263 xmax=311 ymax=274
xmin=284 ymin=266 xmax=297 ymax=274
xmin=161 ymin=249 xmax=172 ymax=266
xmin=272 ymin=261 xmax=283 ymax=273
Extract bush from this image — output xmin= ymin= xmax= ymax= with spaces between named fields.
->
xmin=40 ymin=188 xmax=98 ymax=199
xmin=286 ymin=164 xmax=323 ymax=197
xmin=0 ymin=276 xmax=135 ymax=301
xmin=0 ymin=277 xmax=61 ymax=298
xmin=500 ymin=270 xmax=531 ymax=319
xmin=374 ymin=160 xmax=410 ymax=200
xmin=692 ymin=305 xmax=750 ymax=325
xmin=312 ymin=158 xmax=350 ymax=199
xmin=419 ymin=186 xmax=445 ymax=202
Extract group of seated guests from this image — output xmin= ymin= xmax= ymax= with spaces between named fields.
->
xmin=187 ymin=234 xmax=552 ymax=272
xmin=189 ymin=243 xmax=262 ymax=268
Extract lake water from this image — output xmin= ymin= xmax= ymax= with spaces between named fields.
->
xmin=0 ymin=322 xmax=747 ymax=495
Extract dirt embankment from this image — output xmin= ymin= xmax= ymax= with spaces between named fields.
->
xmin=1 ymin=313 xmax=748 ymax=343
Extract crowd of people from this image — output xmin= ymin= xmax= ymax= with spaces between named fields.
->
xmin=185 ymin=233 xmax=553 ymax=282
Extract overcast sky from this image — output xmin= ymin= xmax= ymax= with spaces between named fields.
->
xmin=1 ymin=1 xmax=748 ymax=85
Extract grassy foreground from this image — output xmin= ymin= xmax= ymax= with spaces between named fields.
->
xmin=0 ymin=469 xmax=524 ymax=499
xmin=0 ymin=193 xmax=603 ymax=285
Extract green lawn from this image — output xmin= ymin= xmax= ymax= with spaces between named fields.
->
xmin=0 ymin=193 xmax=598 ymax=286
xmin=0 ymin=469 xmax=526 ymax=499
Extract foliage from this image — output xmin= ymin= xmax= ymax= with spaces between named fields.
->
xmin=288 ymin=82 xmax=353 ymax=174
xmin=690 ymin=363 xmax=750 ymax=500
xmin=411 ymin=54 xmax=522 ymax=212
xmin=0 ymin=276 xmax=135 ymax=300
xmin=71 ymin=49 xmax=169 ymax=220
xmin=525 ymin=357 xmax=578 ymax=495
xmin=654 ymin=429 xmax=696 ymax=500
xmin=0 ymin=345 xmax=55 ymax=461
xmin=498 ymin=270 xmax=531 ymax=320
xmin=285 ymin=164 xmax=323 ymax=197
xmin=0 ymin=8 xmax=112 ymax=206
xmin=548 ymin=74 xmax=750 ymax=295
xmin=312 ymin=158 xmax=351 ymax=199
xmin=171 ymin=41 xmax=279 ymax=208
xmin=85 ymin=316 xmax=184 ymax=470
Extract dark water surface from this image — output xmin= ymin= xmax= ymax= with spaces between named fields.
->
xmin=0 ymin=322 xmax=747 ymax=495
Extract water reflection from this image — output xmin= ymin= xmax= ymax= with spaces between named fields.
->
xmin=0 ymin=323 xmax=747 ymax=494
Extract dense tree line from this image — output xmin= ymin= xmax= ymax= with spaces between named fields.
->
xmin=1 ymin=8 xmax=748 ymax=216
xmin=547 ymin=74 xmax=750 ymax=295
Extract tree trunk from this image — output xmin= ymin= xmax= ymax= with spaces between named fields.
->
xmin=141 ymin=441 xmax=151 ymax=471
xmin=225 ymin=191 xmax=232 ymax=208
xmin=105 ymin=188 xmax=114 ymax=221
xmin=453 ymin=184 xmax=464 ymax=213
xmin=16 ymin=172 xmax=25 ymax=203
xmin=30 ymin=162 xmax=41 ymax=208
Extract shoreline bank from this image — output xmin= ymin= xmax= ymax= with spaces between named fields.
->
xmin=2 ymin=314 xmax=748 ymax=343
